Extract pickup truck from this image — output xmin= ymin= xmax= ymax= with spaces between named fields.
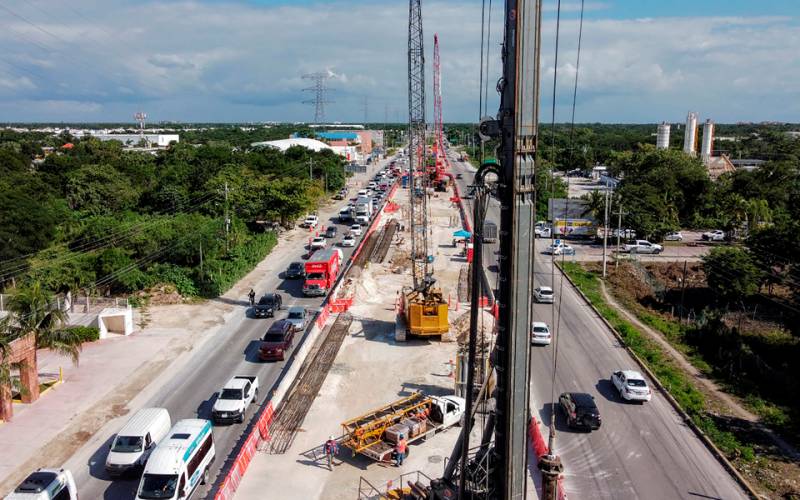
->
xmin=303 ymin=214 xmax=319 ymax=228
xmin=534 ymin=226 xmax=551 ymax=238
xmin=623 ymin=240 xmax=663 ymax=254
xmin=212 ymin=376 xmax=259 ymax=424
xmin=339 ymin=392 xmax=464 ymax=463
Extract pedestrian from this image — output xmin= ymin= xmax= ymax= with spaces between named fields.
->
xmin=324 ymin=435 xmax=339 ymax=470
xmin=248 ymin=289 xmax=255 ymax=307
xmin=394 ymin=433 xmax=407 ymax=467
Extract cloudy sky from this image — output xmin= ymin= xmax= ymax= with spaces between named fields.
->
xmin=0 ymin=0 xmax=798 ymax=123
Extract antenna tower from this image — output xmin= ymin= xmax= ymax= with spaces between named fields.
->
xmin=134 ymin=112 xmax=147 ymax=140
xmin=302 ymin=72 xmax=335 ymax=123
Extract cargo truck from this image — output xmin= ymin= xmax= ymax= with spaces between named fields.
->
xmin=303 ymin=248 xmax=340 ymax=297
xmin=339 ymin=392 xmax=464 ymax=463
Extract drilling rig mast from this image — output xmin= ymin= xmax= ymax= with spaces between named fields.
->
xmin=432 ymin=33 xmax=448 ymax=189
xmin=400 ymin=0 xmax=448 ymax=341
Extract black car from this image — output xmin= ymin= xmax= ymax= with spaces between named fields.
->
xmin=325 ymin=226 xmax=338 ymax=238
xmin=559 ymin=392 xmax=601 ymax=430
xmin=285 ymin=262 xmax=305 ymax=279
xmin=254 ymin=293 xmax=282 ymax=318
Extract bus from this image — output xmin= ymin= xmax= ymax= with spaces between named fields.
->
xmin=136 ymin=419 xmax=215 ymax=500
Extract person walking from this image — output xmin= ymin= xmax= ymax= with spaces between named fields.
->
xmin=248 ymin=289 xmax=256 ymax=307
xmin=394 ymin=434 xmax=407 ymax=467
xmin=324 ymin=435 xmax=339 ymax=470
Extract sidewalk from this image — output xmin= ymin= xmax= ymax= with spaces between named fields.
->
xmin=0 ymin=159 xmax=382 ymax=494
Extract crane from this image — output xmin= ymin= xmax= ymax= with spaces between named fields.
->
xmin=399 ymin=0 xmax=448 ymax=342
xmin=432 ymin=33 xmax=449 ymax=191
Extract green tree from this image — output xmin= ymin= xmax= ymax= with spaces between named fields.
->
xmin=66 ymin=164 xmax=140 ymax=215
xmin=702 ymin=247 xmax=762 ymax=305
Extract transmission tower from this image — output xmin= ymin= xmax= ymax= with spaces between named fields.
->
xmin=134 ymin=111 xmax=147 ymax=139
xmin=302 ymin=72 xmax=335 ymax=123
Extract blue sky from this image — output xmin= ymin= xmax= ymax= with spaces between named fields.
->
xmin=0 ymin=0 xmax=798 ymax=123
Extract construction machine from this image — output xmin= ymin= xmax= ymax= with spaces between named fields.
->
xmin=398 ymin=0 xmax=448 ymax=342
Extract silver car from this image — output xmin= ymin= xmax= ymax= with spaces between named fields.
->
xmin=285 ymin=306 xmax=307 ymax=332
xmin=533 ymin=286 xmax=554 ymax=304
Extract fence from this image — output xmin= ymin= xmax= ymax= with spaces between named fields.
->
xmin=0 ymin=293 xmax=128 ymax=313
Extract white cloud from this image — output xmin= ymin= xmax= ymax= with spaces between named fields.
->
xmin=0 ymin=1 xmax=796 ymax=122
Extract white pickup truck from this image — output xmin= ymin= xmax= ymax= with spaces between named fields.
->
xmin=212 ymin=376 xmax=259 ymax=424
xmin=303 ymin=214 xmax=319 ymax=228
xmin=623 ymin=240 xmax=663 ymax=254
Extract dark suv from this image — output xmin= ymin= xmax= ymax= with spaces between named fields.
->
xmin=325 ymin=226 xmax=338 ymax=238
xmin=259 ymin=320 xmax=295 ymax=361
xmin=285 ymin=261 xmax=305 ymax=279
xmin=254 ymin=293 xmax=282 ymax=318
xmin=559 ymin=392 xmax=601 ymax=431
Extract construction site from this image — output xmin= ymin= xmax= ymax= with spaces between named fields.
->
xmin=234 ymin=165 xmax=515 ymax=498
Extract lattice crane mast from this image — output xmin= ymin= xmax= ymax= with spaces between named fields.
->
xmin=399 ymin=0 xmax=448 ymax=341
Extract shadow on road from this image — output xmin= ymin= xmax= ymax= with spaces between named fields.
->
xmin=243 ymin=339 xmax=263 ymax=364
xmin=87 ymin=435 xmax=115 ymax=481
xmin=197 ymin=393 xmax=219 ymax=420
xmin=595 ymin=378 xmax=620 ymax=403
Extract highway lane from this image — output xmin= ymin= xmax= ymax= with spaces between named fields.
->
xmin=448 ymin=154 xmax=746 ymax=499
xmin=63 ymin=159 xmax=389 ymax=500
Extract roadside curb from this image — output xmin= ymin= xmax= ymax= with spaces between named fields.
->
xmin=555 ymin=263 xmax=761 ymax=500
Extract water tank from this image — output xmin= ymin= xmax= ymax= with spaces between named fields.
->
xmin=683 ymin=112 xmax=698 ymax=156
xmin=701 ymin=119 xmax=714 ymax=161
xmin=656 ymin=122 xmax=670 ymax=150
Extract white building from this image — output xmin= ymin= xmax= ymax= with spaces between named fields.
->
xmin=91 ymin=133 xmax=179 ymax=147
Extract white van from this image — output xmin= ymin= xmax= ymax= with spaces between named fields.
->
xmin=136 ymin=419 xmax=215 ymax=500
xmin=5 ymin=468 xmax=77 ymax=500
xmin=106 ymin=407 xmax=172 ymax=477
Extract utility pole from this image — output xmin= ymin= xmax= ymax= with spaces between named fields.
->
xmin=614 ymin=200 xmax=626 ymax=269
xmin=199 ymin=241 xmax=204 ymax=274
xmin=224 ymin=182 xmax=230 ymax=254
xmin=602 ymin=184 xmax=610 ymax=277
xmin=680 ymin=260 xmax=688 ymax=323
xmin=308 ymin=158 xmax=314 ymax=180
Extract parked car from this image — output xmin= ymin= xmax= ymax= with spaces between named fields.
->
xmin=530 ymin=322 xmax=552 ymax=345
xmin=285 ymin=306 xmax=308 ymax=332
xmin=623 ymin=240 xmax=663 ymax=254
xmin=357 ymin=189 xmax=368 ymax=197
xmin=7 ymin=469 xmax=78 ymax=500
xmin=663 ymin=231 xmax=683 ymax=241
xmin=212 ymin=376 xmax=259 ymax=424
xmin=259 ymin=320 xmax=295 ymax=361
xmin=254 ymin=293 xmax=282 ymax=318
xmin=535 ymin=226 xmax=552 ymax=238
xmin=303 ymin=214 xmax=319 ymax=228
xmin=350 ymin=224 xmax=363 ymax=236
xmin=533 ymin=286 xmax=554 ymax=304
xmin=543 ymin=243 xmax=575 ymax=256
xmin=325 ymin=226 xmax=338 ymax=238
xmin=559 ymin=392 xmax=601 ymax=430
xmin=610 ymin=370 xmax=652 ymax=403
xmin=340 ymin=234 xmax=356 ymax=247
xmin=702 ymin=229 xmax=726 ymax=241
xmin=310 ymin=236 xmax=327 ymax=250
xmin=105 ymin=408 xmax=172 ymax=477
xmin=285 ymin=261 xmax=305 ymax=279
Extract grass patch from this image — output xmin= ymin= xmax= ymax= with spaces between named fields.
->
xmin=561 ymin=262 xmax=755 ymax=461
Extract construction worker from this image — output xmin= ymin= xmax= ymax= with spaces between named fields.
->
xmin=248 ymin=289 xmax=255 ymax=307
xmin=394 ymin=434 xmax=407 ymax=467
xmin=324 ymin=435 xmax=339 ymax=470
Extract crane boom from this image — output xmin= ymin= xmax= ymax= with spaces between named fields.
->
xmin=408 ymin=0 xmax=428 ymax=291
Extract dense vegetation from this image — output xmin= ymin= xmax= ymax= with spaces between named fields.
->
xmin=0 ymin=128 xmax=347 ymax=298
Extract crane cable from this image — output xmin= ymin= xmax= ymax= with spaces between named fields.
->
xmin=548 ymin=0 xmax=586 ymax=452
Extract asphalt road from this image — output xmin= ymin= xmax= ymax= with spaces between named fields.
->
xmin=449 ymin=155 xmax=747 ymax=499
xmin=63 ymin=159 xmax=389 ymax=500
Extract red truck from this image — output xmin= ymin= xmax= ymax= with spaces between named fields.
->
xmin=303 ymin=248 xmax=340 ymax=297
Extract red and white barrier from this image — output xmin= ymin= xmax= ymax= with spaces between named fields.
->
xmin=528 ymin=415 xmax=568 ymax=500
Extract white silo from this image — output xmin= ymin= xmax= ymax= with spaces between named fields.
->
xmin=656 ymin=122 xmax=670 ymax=150
xmin=701 ymin=119 xmax=714 ymax=162
xmin=683 ymin=111 xmax=698 ymax=156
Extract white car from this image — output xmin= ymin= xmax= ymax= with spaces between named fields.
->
xmin=702 ymin=229 xmax=725 ymax=241
xmin=611 ymin=370 xmax=652 ymax=403
xmin=664 ymin=231 xmax=683 ymax=241
xmin=310 ymin=236 xmax=327 ymax=250
xmin=303 ymin=214 xmax=319 ymax=228
xmin=543 ymin=243 xmax=575 ymax=256
xmin=368 ymin=181 xmax=377 ymax=189
xmin=350 ymin=224 xmax=363 ymax=236
xmin=357 ymin=189 xmax=368 ymax=197
xmin=8 ymin=468 xmax=78 ymax=500
xmin=530 ymin=322 xmax=552 ymax=345
xmin=340 ymin=234 xmax=356 ymax=247
xmin=533 ymin=286 xmax=554 ymax=304
xmin=535 ymin=226 xmax=552 ymax=238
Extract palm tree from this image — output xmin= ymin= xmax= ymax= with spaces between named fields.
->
xmin=6 ymin=281 xmax=82 ymax=365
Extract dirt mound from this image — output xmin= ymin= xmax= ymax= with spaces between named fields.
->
xmin=451 ymin=309 xmax=496 ymax=346
xmin=136 ymin=284 xmax=184 ymax=305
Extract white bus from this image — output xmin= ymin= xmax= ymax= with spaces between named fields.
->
xmin=136 ymin=419 xmax=215 ymax=500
